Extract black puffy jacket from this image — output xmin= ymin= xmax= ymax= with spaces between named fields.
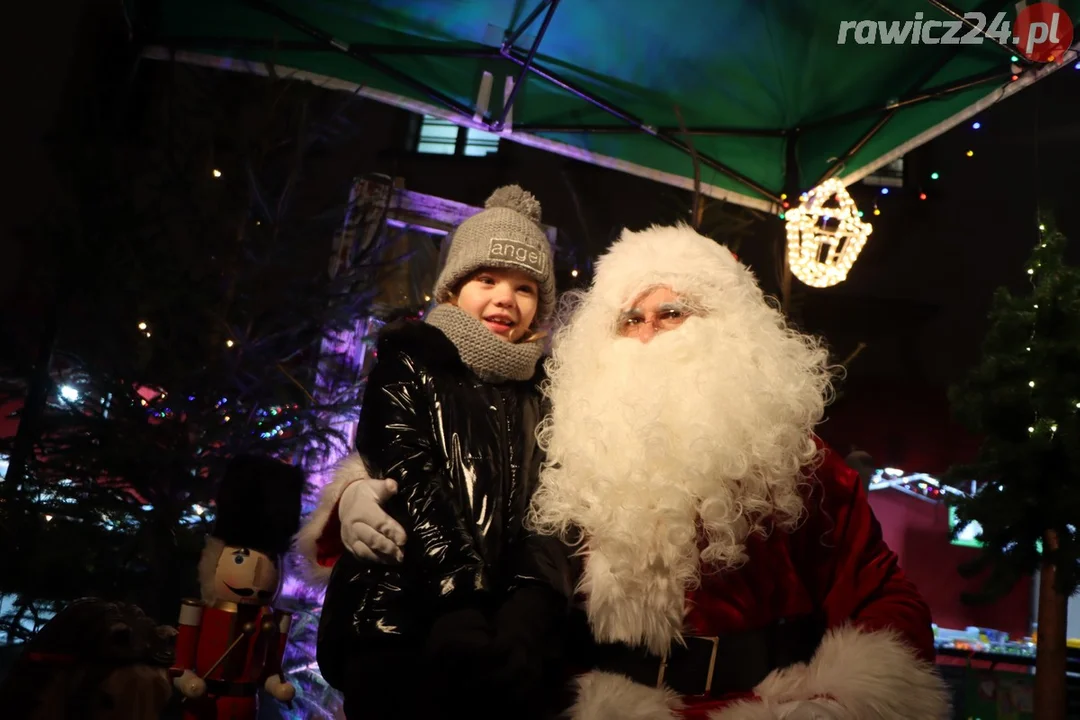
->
xmin=317 ymin=321 xmax=574 ymax=713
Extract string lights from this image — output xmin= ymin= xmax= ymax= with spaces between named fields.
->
xmin=1025 ymin=221 xmax=1059 ymax=443
xmin=859 ymin=115 xmax=988 ymax=216
xmin=785 ymin=178 xmax=873 ymax=288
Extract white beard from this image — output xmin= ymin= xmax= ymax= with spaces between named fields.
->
xmin=529 ymin=292 xmax=832 ymax=655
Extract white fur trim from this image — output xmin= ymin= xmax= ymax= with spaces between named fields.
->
xmin=591 ymin=224 xmax=745 ymax=314
xmin=569 ymin=671 xmax=682 ymax=720
xmin=197 ymin=536 xmax=225 ymax=603
xmin=744 ymin=625 xmax=950 ymax=719
xmin=293 ymin=452 xmax=371 ymax=586
xmin=706 ymin=701 xmax=777 ymax=720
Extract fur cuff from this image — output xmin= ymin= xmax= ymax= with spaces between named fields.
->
xmin=749 ymin=625 xmax=951 ymax=719
xmin=569 ymin=671 xmax=682 ymax=720
xmin=293 ymin=453 xmax=371 ymax=586
xmin=706 ymin=701 xmax=777 ymax=720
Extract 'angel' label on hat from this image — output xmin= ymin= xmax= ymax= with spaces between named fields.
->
xmin=488 ymin=237 xmax=547 ymax=275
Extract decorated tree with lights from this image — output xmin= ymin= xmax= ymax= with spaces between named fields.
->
xmin=0 ymin=57 xmax=407 ymax=717
xmin=947 ymin=218 xmax=1080 ymax=720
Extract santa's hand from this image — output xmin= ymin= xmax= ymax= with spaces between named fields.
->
xmin=339 ymin=476 xmax=407 ymax=563
xmin=264 ymin=675 xmax=296 ymax=703
xmin=776 ymin=698 xmax=849 ymax=720
xmin=173 ymin=670 xmax=206 ymax=699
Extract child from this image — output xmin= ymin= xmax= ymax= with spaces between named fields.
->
xmin=314 ymin=186 xmax=572 ymax=718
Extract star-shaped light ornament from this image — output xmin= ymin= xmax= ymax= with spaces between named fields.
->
xmin=785 ymin=178 xmax=873 ymax=288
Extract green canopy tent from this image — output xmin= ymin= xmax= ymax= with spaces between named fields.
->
xmin=136 ymin=0 xmax=1079 ymax=214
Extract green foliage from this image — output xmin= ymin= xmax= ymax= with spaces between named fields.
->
xmin=947 ymin=219 xmax=1080 ymax=602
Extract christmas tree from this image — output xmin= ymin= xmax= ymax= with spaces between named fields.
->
xmin=948 ymin=218 xmax=1080 ymax=720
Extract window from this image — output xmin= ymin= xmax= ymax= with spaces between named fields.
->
xmin=861 ymin=157 xmax=904 ymax=189
xmin=416 ymin=115 xmax=500 ymax=156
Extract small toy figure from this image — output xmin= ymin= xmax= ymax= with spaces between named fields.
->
xmin=171 ymin=455 xmax=305 ymax=720
xmin=0 ymin=597 xmax=176 ymax=720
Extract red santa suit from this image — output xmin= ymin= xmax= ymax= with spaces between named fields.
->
xmin=526 ymin=224 xmax=950 ymax=719
xmin=565 ymin=442 xmax=949 ymax=719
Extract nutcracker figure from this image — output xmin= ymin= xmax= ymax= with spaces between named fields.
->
xmin=171 ymin=455 xmax=305 ymax=720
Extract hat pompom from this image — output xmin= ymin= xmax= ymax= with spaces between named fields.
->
xmin=485 ymin=184 xmax=542 ymax=223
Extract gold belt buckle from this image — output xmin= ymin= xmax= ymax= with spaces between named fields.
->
xmin=657 ymin=636 xmax=721 ymax=695
xmin=701 ymin=636 xmax=720 ymax=695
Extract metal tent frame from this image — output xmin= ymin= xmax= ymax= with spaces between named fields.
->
xmin=147 ymin=0 xmax=1079 ymax=212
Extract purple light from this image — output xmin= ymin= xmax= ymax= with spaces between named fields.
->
xmin=1074 ymin=61 xmax=1080 ymax=70
xmin=972 ymin=121 xmax=981 ymax=130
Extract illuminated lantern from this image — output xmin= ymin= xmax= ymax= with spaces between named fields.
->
xmin=785 ymin=178 xmax=873 ymax=288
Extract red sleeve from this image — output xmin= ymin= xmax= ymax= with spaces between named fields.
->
xmin=315 ymin=498 xmax=345 ymax=568
xmin=810 ymin=444 xmax=936 ymax=663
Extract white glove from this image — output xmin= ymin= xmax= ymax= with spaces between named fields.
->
xmin=776 ymin=699 xmax=849 ymax=720
xmin=173 ymin=670 xmax=206 ymax=699
xmin=264 ymin=675 xmax=296 ymax=703
xmin=339 ymin=477 xmax=407 ymax=563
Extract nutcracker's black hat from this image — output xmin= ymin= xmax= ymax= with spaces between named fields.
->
xmin=211 ymin=455 xmax=305 ymax=556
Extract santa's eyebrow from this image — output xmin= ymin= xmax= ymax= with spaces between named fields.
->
xmin=617 ymin=308 xmax=645 ymax=323
xmin=232 ymin=548 xmax=250 ymax=556
xmin=656 ymin=301 xmax=690 ymax=313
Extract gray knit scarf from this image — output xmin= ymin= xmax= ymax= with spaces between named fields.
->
xmin=424 ymin=304 xmax=543 ymax=383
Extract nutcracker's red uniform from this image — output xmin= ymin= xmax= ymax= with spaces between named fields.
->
xmin=174 ymin=600 xmax=292 ymax=720
xmin=173 ymin=455 xmax=304 ymax=720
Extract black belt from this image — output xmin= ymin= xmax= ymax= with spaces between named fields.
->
xmin=591 ymin=614 xmax=824 ymax=697
xmin=205 ymin=679 xmax=259 ymax=697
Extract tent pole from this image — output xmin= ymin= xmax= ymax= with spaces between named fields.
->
xmin=923 ymin=0 xmax=1032 ymax=62
xmin=501 ymin=49 xmax=782 ymax=204
xmin=780 ymin=129 xmax=800 ymax=315
xmin=503 ymin=0 xmax=555 ymax=50
xmin=153 ymin=38 xmax=499 ymax=58
xmin=494 ymin=0 xmax=561 ymax=131
xmin=813 ymin=0 xmax=1019 ymax=138
xmin=801 ymin=69 xmax=1007 ymax=132
xmin=512 ymin=123 xmax=786 ymax=137
xmin=237 ymin=0 xmax=477 ymax=118
xmin=234 ymin=0 xmax=781 ymax=204
xmin=815 ymin=5 xmax=1013 ymax=186
xmin=815 ymin=111 xmax=896 ymax=186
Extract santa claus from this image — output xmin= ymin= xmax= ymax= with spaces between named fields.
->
xmin=298 ymin=224 xmax=950 ymax=719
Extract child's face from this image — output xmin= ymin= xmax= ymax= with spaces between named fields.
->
xmin=455 ymin=268 xmax=539 ymax=342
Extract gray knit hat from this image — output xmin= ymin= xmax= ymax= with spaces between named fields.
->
xmin=434 ymin=185 xmax=556 ymax=323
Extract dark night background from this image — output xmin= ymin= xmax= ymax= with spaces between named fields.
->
xmin=0 ymin=2 xmax=1079 ymax=717
xmin=1 ymin=1 xmax=1079 ymax=459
